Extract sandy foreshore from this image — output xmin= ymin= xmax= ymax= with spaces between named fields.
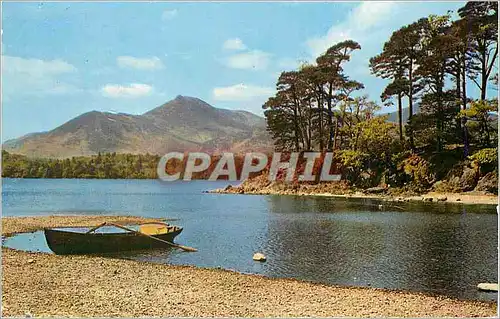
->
xmin=2 ymin=215 xmax=498 ymax=317
xmin=299 ymin=191 xmax=497 ymax=205
xmin=211 ymin=184 xmax=498 ymax=205
xmin=1 ymin=215 xmax=166 ymax=237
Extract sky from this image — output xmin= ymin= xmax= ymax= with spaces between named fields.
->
xmin=1 ymin=1 xmax=481 ymax=141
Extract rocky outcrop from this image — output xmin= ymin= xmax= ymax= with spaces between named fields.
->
xmin=458 ymin=167 xmax=480 ymax=191
xmin=474 ymin=171 xmax=498 ymax=194
xmin=363 ymin=187 xmax=386 ymax=194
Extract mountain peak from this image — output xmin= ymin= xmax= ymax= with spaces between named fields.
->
xmin=145 ymin=96 xmax=214 ymax=118
xmin=173 ymin=95 xmax=210 ymax=106
xmin=4 ymin=95 xmax=271 ymax=158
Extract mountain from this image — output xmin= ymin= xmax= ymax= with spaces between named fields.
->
xmin=382 ymin=105 xmax=498 ymax=126
xmin=3 ymin=95 xmax=273 ymax=158
xmin=382 ymin=104 xmax=421 ymax=124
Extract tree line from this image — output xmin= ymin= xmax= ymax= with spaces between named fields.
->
xmin=263 ymin=1 xmax=497 ymax=189
xmin=1 ymin=151 xmax=261 ymax=180
xmin=2 ymin=151 xmax=162 ymax=179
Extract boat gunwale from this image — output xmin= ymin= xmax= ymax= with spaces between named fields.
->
xmin=43 ymin=226 xmax=183 ymax=237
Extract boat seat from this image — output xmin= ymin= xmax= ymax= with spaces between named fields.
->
xmin=139 ymin=224 xmax=169 ymax=235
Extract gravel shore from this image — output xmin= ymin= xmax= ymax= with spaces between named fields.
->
xmin=211 ymin=184 xmax=498 ymax=205
xmin=2 ymin=216 xmax=498 ymax=317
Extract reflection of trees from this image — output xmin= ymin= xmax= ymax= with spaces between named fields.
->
xmin=264 ymin=195 xmax=384 ymax=214
xmin=263 ymin=196 xmax=386 ymax=285
xmin=262 ymin=196 xmax=497 ymax=299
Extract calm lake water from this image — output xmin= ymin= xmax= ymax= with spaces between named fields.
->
xmin=2 ymin=178 xmax=498 ymax=301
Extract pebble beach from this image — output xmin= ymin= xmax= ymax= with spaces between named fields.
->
xmin=2 ymin=215 xmax=498 ymax=317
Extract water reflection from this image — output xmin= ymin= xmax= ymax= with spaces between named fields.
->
xmin=262 ymin=196 xmax=497 ymax=300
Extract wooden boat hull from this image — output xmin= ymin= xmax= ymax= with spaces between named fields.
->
xmin=44 ymin=227 xmax=183 ymax=255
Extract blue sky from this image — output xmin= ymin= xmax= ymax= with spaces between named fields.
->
xmin=1 ymin=1 xmax=483 ymax=141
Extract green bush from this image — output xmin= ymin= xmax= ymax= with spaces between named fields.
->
xmin=335 ymin=150 xmax=370 ymax=186
xmin=432 ymin=180 xmax=462 ymax=193
xmin=400 ymin=154 xmax=434 ymax=193
xmin=468 ymin=148 xmax=498 ymax=173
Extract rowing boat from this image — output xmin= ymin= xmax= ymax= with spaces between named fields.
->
xmin=44 ymin=222 xmax=183 ymax=255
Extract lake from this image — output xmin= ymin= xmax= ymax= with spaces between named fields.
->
xmin=2 ymin=178 xmax=498 ymax=301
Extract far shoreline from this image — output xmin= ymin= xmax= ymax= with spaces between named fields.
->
xmin=210 ymin=184 xmax=498 ymax=206
xmin=3 ymin=177 xmax=497 ymax=206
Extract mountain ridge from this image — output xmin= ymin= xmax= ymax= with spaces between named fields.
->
xmin=3 ymin=96 xmax=272 ymax=158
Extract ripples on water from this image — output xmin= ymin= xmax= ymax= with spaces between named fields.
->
xmin=2 ymin=178 xmax=498 ymax=301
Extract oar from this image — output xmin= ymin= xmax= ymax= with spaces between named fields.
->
xmin=139 ymin=221 xmax=173 ymax=226
xmin=107 ymin=222 xmax=198 ymax=252
xmin=86 ymin=222 xmax=107 ymax=234
xmin=85 ymin=220 xmax=177 ymax=234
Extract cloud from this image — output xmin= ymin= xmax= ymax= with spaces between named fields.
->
xmin=223 ymin=38 xmax=247 ymax=51
xmin=225 ymin=50 xmax=272 ymax=71
xmin=213 ymin=83 xmax=275 ymax=101
xmin=306 ymin=2 xmax=397 ymax=58
xmin=277 ymin=57 xmax=307 ymax=70
xmin=1 ymin=55 xmax=80 ymax=98
xmin=2 ymin=55 xmax=77 ymax=76
xmin=162 ymin=9 xmax=178 ymax=21
xmin=101 ymin=83 xmax=153 ymax=98
xmin=116 ymin=56 xmax=164 ymax=70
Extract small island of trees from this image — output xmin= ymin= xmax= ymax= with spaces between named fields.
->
xmin=261 ymin=1 xmax=498 ymax=194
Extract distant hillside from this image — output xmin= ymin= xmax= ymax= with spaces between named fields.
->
xmin=382 ymin=105 xmax=421 ymax=123
xmin=381 ymin=104 xmax=498 ymax=125
xmin=3 ymin=95 xmax=273 ymax=158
